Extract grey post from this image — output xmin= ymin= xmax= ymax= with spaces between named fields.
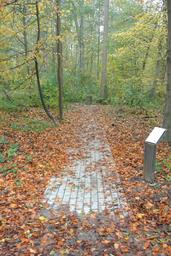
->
xmin=144 ymin=127 xmax=167 ymax=183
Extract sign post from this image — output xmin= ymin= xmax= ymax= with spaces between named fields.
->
xmin=144 ymin=127 xmax=167 ymax=183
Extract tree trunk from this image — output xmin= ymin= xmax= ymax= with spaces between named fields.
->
xmin=22 ymin=4 xmax=32 ymax=98
xmin=22 ymin=5 xmax=29 ymax=73
xmin=164 ymin=0 xmax=171 ymax=144
xmin=142 ymin=24 xmax=157 ymax=71
xmin=149 ymin=39 xmax=163 ymax=98
xmin=35 ymin=1 xmax=57 ymax=125
xmin=97 ymin=0 xmax=101 ymax=79
xmin=79 ymin=0 xmax=85 ymax=73
xmin=100 ymin=0 xmax=109 ymax=99
xmin=71 ymin=0 xmax=85 ymax=74
xmin=56 ymin=0 xmax=64 ymax=120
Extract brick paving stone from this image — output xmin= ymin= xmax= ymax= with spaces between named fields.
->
xmin=43 ymin=108 xmax=128 ymax=216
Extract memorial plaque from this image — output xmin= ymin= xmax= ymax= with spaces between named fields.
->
xmin=144 ymin=127 xmax=167 ymax=183
xmin=145 ymin=127 xmax=166 ymax=144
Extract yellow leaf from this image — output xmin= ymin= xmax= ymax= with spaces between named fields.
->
xmin=136 ymin=213 xmax=145 ymax=219
xmin=39 ymin=216 xmax=48 ymax=222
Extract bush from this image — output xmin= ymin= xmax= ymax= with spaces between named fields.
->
xmin=11 ymin=118 xmax=53 ymax=132
xmin=63 ymin=70 xmax=99 ymax=103
xmin=109 ymin=79 xmax=163 ymax=110
xmin=0 ymin=91 xmax=41 ymax=112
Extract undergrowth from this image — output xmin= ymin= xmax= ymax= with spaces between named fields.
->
xmin=11 ymin=118 xmax=54 ymax=132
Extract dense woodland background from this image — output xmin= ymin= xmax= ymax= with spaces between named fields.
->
xmin=0 ymin=0 xmax=166 ymax=106
xmin=0 ymin=0 xmax=171 ymax=136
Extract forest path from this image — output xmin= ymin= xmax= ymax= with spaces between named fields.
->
xmin=43 ymin=105 xmax=127 ymax=217
xmin=39 ymin=106 xmax=139 ymax=255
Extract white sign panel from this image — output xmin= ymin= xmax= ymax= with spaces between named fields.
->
xmin=145 ymin=127 xmax=166 ymax=144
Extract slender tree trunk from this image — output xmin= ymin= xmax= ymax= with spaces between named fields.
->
xmin=79 ymin=0 xmax=85 ymax=73
xmin=161 ymin=61 xmax=167 ymax=84
xmin=51 ymin=19 xmax=56 ymax=66
xmin=150 ymin=39 xmax=163 ymax=98
xmin=3 ymin=88 xmax=12 ymax=102
xmin=160 ymin=0 xmax=167 ymax=85
xmin=71 ymin=0 xmax=84 ymax=74
xmin=34 ymin=1 xmax=57 ymax=125
xmin=97 ymin=0 xmax=101 ymax=79
xmin=22 ymin=5 xmax=29 ymax=73
xmin=142 ymin=24 xmax=157 ymax=71
xmin=71 ymin=3 xmax=79 ymax=73
xmin=89 ymin=24 xmax=94 ymax=75
xmin=164 ymin=0 xmax=171 ymax=144
xmin=100 ymin=0 xmax=109 ymax=99
xmin=90 ymin=52 xmax=94 ymax=75
xmin=75 ymin=44 xmax=78 ymax=73
xmin=22 ymin=4 xmax=32 ymax=98
xmin=56 ymin=0 xmax=64 ymax=120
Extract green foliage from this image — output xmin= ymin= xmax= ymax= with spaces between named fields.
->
xmin=7 ymin=144 xmax=19 ymax=160
xmin=11 ymin=118 xmax=53 ymax=132
xmin=0 ymin=140 xmax=22 ymax=177
xmin=109 ymin=81 xmax=163 ymax=109
xmin=25 ymin=154 xmax=33 ymax=163
xmin=0 ymin=166 xmax=17 ymax=177
xmin=0 ymin=100 xmax=21 ymax=112
xmin=0 ymin=140 xmax=19 ymax=165
xmin=0 ymin=139 xmax=27 ymax=178
xmin=15 ymin=178 xmax=22 ymax=186
xmin=108 ymin=0 xmax=166 ymax=109
xmin=64 ymin=71 xmax=99 ymax=102
xmin=0 ymin=153 xmax=5 ymax=163
xmin=0 ymin=139 xmax=19 ymax=167
xmin=0 ymin=136 xmax=8 ymax=144
xmin=0 ymin=92 xmax=41 ymax=112
xmin=41 ymin=65 xmax=59 ymax=108
xmin=166 ymin=175 xmax=171 ymax=182
xmin=156 ymin=157 xmax=171 ymax=181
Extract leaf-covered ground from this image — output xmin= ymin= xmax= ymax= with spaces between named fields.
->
xmin=0 ymin=105 xmax=170 ymax=255
xmin=97 ymin=106 xmax=171 ymax=255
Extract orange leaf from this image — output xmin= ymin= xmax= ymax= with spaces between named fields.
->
xmin=102 ymin=240 xmax=111 ymax=245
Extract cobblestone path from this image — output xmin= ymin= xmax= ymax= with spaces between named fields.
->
xmin=43 ymin=106 xmax=127 ymax=216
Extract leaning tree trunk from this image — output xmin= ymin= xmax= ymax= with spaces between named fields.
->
xmin=164 ymin=0 xmax=171 ymax=144
xmin=34 ymin=1 xmax=56 ymax=125
xmin=56 ymin=0 xmax=64 ymax=120
xmin=100 ymin=0 xmax=109 ymax=99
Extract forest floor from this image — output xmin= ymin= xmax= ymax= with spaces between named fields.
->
xmin=0 ymin=104 xmax=170 ymax=255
